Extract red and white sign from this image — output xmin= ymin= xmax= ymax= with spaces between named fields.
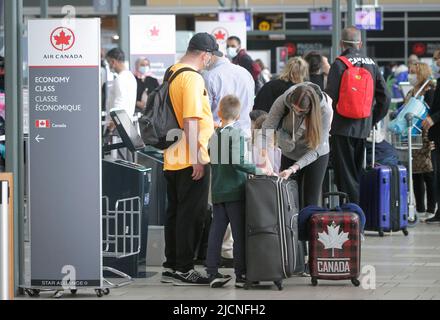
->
xmin=28 ymin=19 xmax=101 ymax=67
xmin=195 ymin=21 xmax=247 ymax=55
xmin=130 ymin=15 xmax=176 ymax=55
xmin=35 ymin=120 xmax=51 ymax=129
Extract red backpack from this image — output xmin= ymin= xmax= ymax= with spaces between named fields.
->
xmin=336 ymin=56 xmax=374 ymax=119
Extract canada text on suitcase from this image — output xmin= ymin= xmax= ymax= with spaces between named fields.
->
xmin=245 ymin=176 xmax=303 ymax=291
xmin=308 ymin=193 xmax=362 ymax=287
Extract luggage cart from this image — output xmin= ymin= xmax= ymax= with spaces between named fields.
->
xmin=23 ymin=196 xmax=142 ymax=299
xmin=391 ymin=113 xmax=424 ymax=227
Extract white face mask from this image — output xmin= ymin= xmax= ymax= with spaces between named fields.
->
xmin=227 ymin=47 xmax=239 ymax=59
xmin=139 ymin=66 xmax=150 ymax=75
xmin=408 ymin=74 xmax=418 ymax=86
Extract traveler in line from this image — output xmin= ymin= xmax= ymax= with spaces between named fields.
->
xmin=304 ymin=51 xmax=326 ymax=91
xmin=262 ymin=83 xmax=333 ymax=208
xmin=253 ymin=57 xmax=309 ymax=114
xmin=326 ymin=27 xmax=390 ymax=205
xmin=206 ymin=95 xmax=267 ymax=288
xmin=134 ymin=57 xmax=159 ymax=112
xmin=161 ymin=33 xmax=220 ymax=286
xmin=226 ymin=36 xmax=262 ymax=94
xmin=423 ymin=49 xmax=440 ymax=223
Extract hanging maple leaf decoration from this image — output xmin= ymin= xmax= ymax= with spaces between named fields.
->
xmin=318 ymin=222 xmax=349 ymax=257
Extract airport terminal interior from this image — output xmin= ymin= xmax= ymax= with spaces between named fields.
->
xmin=1 ymin=0 xmax=440 ymax=301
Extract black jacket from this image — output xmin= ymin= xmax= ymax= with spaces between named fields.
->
xmin=429 ymin=79 xmax=440 ymax=144
xmin=326 ymin=48 xmax=391 ymax=139
xmin=253 ymin=79 xmax=295 ymax=113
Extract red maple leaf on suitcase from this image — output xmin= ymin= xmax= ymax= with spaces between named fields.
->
xmin=318 ymin=222 xmax=349 ymax=257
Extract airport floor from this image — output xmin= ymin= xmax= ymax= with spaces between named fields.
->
xmin=19 ymin=217 xmax=440 ymax=300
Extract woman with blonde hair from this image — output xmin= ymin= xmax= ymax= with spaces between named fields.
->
xmin=253 ymin=56 xmax=309 ymax=113
xmin=405 ymin=62 xmax=437 ymax=219
xmin=261 ymin=82 xmax=333 ymax=208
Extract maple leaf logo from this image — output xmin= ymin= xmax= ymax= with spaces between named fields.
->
xmin=150 ymin=26 xmax=160 ymax=37
xmin=318 ymin=222 xmax=349 ymax=257
xmin=212 ymin=28 xmax=228 ymax=43
xmin=50 ymin=27 xmax=75 ymax=51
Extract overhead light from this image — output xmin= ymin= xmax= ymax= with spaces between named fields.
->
xmin=112 ymin=35 xmax=120 ymax=40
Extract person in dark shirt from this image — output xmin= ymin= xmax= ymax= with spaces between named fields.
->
xmin=226 ymin=36 xmax=262 ymax=93
xmin=304 ymin=51 xmax=325 ymax=91
xmin=326 ymin=27 xmax=390 ymax=204
xmin=133 ymin=58 xmax=159 ymax=112
xmin=423 ymin=49 xmax=440 ymax=223
xmin=253 ymin=56 xmax=309 ymax=113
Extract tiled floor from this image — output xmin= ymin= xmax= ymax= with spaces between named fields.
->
xmin=20 ymin=220 xmax=440 ymax=300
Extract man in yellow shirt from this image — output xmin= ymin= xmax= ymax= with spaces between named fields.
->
xmin=161 ymin=33 xmax=221 ymax=286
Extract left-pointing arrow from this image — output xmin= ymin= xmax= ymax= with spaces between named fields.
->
xmin=35 ymin=135 xmax=45 ymax=143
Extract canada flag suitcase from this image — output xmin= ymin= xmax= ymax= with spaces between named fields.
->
xmin=309 ymin=193 xmax=361 ymax=287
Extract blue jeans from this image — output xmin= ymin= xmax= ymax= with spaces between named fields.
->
xmin=206 ymin=201 xmax=246 ymax=277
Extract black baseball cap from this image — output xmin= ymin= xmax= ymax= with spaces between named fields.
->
xmin=188 ymin=33 xmax=223 ymax=57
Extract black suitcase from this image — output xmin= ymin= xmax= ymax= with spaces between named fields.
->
xmin=245 ymin=176 xmax=304 ymax=291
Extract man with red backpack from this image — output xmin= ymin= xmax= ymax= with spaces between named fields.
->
xmin=326 ymin=27 xmax=391 ymax=204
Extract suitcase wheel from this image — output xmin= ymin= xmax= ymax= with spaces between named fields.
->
xmin=274 ymin=280 xmax=283 ymax=291
xmin=351 ymin=278 xmax=361 ymax=287
xmin=403 ymin=229 xmax=409 ymax=237
xmin=311 ymin=278 xmax=318 ymax=287
xmin=379 ymin=230 xmax=385 ymax=237
xmin=244 ymin=282 xmax=252 ymax=290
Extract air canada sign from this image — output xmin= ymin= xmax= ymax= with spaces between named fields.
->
xmin=45 ymin=27 xmax=83 ymax=60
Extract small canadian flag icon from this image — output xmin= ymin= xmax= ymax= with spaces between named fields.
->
xmin=35 ymin=120 xmax=51 ymax=128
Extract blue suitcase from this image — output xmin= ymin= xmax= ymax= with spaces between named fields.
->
xmin=360 ymin=164 xmax=409 ymax=237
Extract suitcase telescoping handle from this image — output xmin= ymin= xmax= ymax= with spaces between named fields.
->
xmin=363 ymin=125 xmax=377 ymax=169
xmin=323 ymin=192 xmax=350 ymax=208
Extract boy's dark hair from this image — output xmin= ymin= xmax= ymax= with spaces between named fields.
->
xmin=106 ymin=48 xmax=125 ymax=62
xmin=250 ymin=110 xmax=268 ymax=122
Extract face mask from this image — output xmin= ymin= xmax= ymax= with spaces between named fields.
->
xmin=431 ymin=62 xmax=440 ymax=74
xmin=227 ymin=47 xmax=239 ymax=59
xmin=408 ymin=74 xmax=418 ymax=86
xmin=139 ymin=66 xmax=150 ymax=75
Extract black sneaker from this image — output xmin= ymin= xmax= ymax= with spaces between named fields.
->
xmin=425 ymin=216 xmax=440 ymax=224
xmin=161 ymin=269 xmax=176 ymax=284
xmin=209 ymin=273 xmax=232 ymax=288
xmin=235 ymin=275 xmax=246 ymax=289
xmin=173 ymin=270 xmax=211 ymax=286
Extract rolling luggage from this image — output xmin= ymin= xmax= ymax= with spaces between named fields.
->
xmin=245 ymin=176 xmax=304 ymax=291
xmin=359 ymin=128 xmax=409 ymax=237
xmin=308 ymin=193 xmax=362 ymax=287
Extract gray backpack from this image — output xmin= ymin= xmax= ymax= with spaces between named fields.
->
xmin=139 ymin=67 xmax=199 ymax=150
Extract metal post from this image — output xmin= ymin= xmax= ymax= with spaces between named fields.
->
xmin=347 ymin=0 xmax=356 ymax=28
xmin=118 ymin=0 xmax=130 ymax=62
xmin=4 ymin=0 xmax=19 ymax=297
xmin=40 ymin=0 xmax=48 ymax=18
xmin=332 ymin=0 xmax=342 ymax=62
xmin=0 ymin=180 xmax=11 ymax=300
xmin=16 ymin=0 xmax=24 ymax=295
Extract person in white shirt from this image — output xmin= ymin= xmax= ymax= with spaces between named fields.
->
xmin=106 ymin=48 xmax=137 ymax=130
